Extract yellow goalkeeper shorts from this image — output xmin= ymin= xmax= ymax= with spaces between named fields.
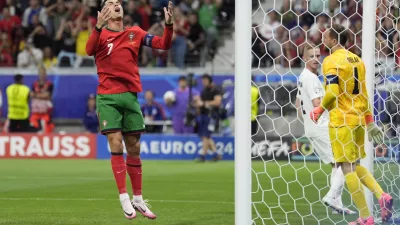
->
xmin=329 ymin=126 xmax=366 ymax=163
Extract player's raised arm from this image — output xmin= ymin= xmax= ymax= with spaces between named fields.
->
xmin=142 ymin=1 xmax=173 ymax=50
xmin=86 ymin=6 xmax=112 ymax=56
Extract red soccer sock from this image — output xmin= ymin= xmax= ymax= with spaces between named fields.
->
xmin=126 ymin=156 xmax=142 ymax=196
xmin=111 ymin=153 xmax=127 ymax=194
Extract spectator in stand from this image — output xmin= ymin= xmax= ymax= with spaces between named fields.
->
xmin=42 ymin=46 xmax=57 ymax=69
xmin=0 ymin=47 xmax=14 ymax=66
xmin=141 ymin=90 xmax=167 ymax=133
xmin=25 ymin=13 xmax=41 ymax=36
xmin=309 ymin=14 xmax=328 ymax=38
xmin=67 ymin=0 xmax=84 ymax=21
xmin=30 ymin=66 xmax=54 ymax=133
xmin=308 ymin=0 xmax=328 ymax=16
xmin=393 ymin=19 xmax=400 ymax=69
xmin=258 ymin=9 xmax=280 ymax=41
xmin=166 ymin=75 xmax=199 ymax=134
xmin=142 ymin=20 xmax=168 ymax=66
xmin=83 ymin=93 xmax=99 ymax=133
xmin=290 ymin=25 xmax=307 ymax=67
xmin=4 ymin=0 xmax=23 ymax=17
xmin=178 ymin=0 xmax=193 ymax=14
xmin=186 ymin=12 xmax=206 ymax=67
xmin=73 ymin=11 xmax=93 ymax=57
xmin=257 ymin=9 xmax=280 ymax=67
xmin=46 ymin=0 xmax=69 ymax=35
xmin=11 ymin=25 xmax=26 ymax=59
xmin=280 ymin=0 xmax=296 ymax=29
xmin=28 ymin=24 xmax=53 ymax=49
xmin=123 ymin=14 xmax=134 ymax=26
xmin=172 ymin=6 xmax=189 ymax=68
xmin=22 ymin=0 xmax=48 ymax=27
xmin=309 ymin=14 xmax=329 ymax=59
xmin=137 ymin=0 xmax=152 ymax=31
xmin=0 ymin=7 xmax=22 ymax=38
xmin=125 ymin=0 xmax=142 ymax=27
xmin=0 ymin=31 xmax=14 ymax=66
xmin=252 ymin=24 xmax=266 ymax=67
xmin=198 ymin=0 xmax=221 ymax=48
xmin=54 ymin=18 xmax=76 ymax=57
xmin=377 ymin=17 xmax=396 ymax=58
xmin=346 ymin=0 xmax=362 ymax=21
xmin=83 ymin=0 xmax=98 ymax=18
xmin=17 ymin=39 xmax=43 ymax=68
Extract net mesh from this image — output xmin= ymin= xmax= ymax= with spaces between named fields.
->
xmin=250 ymin=0 xmax=400 ymax=224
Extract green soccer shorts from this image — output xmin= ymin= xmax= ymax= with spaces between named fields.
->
xmin=96 ymin=92 xmax=145 ymax=135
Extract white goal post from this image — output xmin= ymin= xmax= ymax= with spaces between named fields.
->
xmin=360 ymin=0 xmax=377 ymax=213
xmin=234 ymin=0 xmax=252 ymax=224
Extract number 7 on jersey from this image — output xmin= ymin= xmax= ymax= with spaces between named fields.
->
xmin=107 ymin=43 xmax=113 ymax=55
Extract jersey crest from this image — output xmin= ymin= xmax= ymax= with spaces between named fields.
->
xmin=128 ymin=32 xmax=136 ymax=45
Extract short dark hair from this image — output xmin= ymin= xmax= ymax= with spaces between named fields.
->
xmin=201 ymin=74 xmax=212 ymax=83
xmin=178 ymin=76 xmax=187 ymax=82
xmin=329 ymin=24 xmax=348 ymax=46
xmin=14 ymin=74 xmax=23 ymax=83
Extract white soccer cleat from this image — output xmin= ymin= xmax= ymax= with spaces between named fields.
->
xmin=322 ymin=197 xmax=354 ymax=215
xmin=332 ymin=207 xmax=357 ymax=215
xmin=119 ymin=193 xmax=136 ymax=219
xmin=132 ymin=199 xmax=157 ymax=219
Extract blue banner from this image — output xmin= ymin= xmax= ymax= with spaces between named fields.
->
xmin=0 ymin=74 xmax=234 ymax=119
xmin=96 ymin=134 xmax=235 ymax=160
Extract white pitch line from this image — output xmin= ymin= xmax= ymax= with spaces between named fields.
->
xmin=0 ymin=197 xmax=235 ymax=204
xmin=0 ymin=198 xmax=321 ymax=207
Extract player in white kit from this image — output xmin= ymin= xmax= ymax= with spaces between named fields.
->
xmin=295 ymin=44 xmax=356 ymax=215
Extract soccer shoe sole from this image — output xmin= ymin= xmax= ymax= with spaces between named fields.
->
xmin=323 ymin=198 xmax=348 ymax=215
xmin=380 ymin=195 xmax=393 ymax=222
xmin=332 ymin=208 xmax=357 ymax=215
xmin=123 ymin=211 xmax=136 ymax=220
xmin=133 ymin=205 xmax=157 ymax=220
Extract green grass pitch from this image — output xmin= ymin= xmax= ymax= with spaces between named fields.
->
xmin=0 ymin=160 xmax=397 ymax=225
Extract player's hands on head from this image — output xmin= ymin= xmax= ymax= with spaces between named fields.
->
xmin=97 ymin=6 xmax=112 ymax=28
xmin=164 ymin=1 xmax=173 ymax=25
xmin=367 ymin=123 xmax=384 ymax=144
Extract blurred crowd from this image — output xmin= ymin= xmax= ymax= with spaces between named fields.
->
xmin=0 ymin=0 xmax=234 ymax=68
xmin=252 ymin=0 xmax=400 ymax=69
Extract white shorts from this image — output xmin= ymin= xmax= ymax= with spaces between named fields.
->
xmin=307 ymin=133 xmax=334 ymax=164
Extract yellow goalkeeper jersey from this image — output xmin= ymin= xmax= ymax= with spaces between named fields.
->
xmin=322 ymin=49 xmax=371 ymax=127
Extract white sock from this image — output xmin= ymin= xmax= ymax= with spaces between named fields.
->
xmin=119 ymin=193 xmax=129 ymax=200
xmin=325 ymin=167 xmax=338 ymax=199
xmin=133 ymin=195 xmax=143 ymax=202
xmin=333 ymin=166 xmax=345 ymax=205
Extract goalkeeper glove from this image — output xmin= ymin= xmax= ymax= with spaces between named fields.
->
xmin=365 ymin=115 xmax=384 ymax=144
xmin=309 ymin=106 xmax=324 ymax=123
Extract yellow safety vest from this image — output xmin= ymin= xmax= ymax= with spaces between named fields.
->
xmin=251 ymin=85 xmax=259 ymax=121
xmin=6 ymin=84 xmax=30 ymax=120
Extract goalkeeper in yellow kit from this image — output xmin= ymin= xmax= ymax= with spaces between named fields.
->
xmin=310 ymin=24 xmax=393 ymax=225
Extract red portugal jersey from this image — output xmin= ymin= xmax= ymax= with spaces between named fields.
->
xmin=86 ymin=25 xmax=173 ymax=94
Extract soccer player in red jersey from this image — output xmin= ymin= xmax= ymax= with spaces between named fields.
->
xmin=85 ymin=0 xmax=173 ymax=220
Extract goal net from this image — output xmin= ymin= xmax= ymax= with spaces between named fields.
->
xmin=249 ymin=0 xmax=400 ymax=224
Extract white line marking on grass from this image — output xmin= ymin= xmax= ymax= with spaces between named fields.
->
xmin=0 ymin=198 xmax=319 ymax=207
xmin=0 ymin=197 xmax=235 ymax=204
